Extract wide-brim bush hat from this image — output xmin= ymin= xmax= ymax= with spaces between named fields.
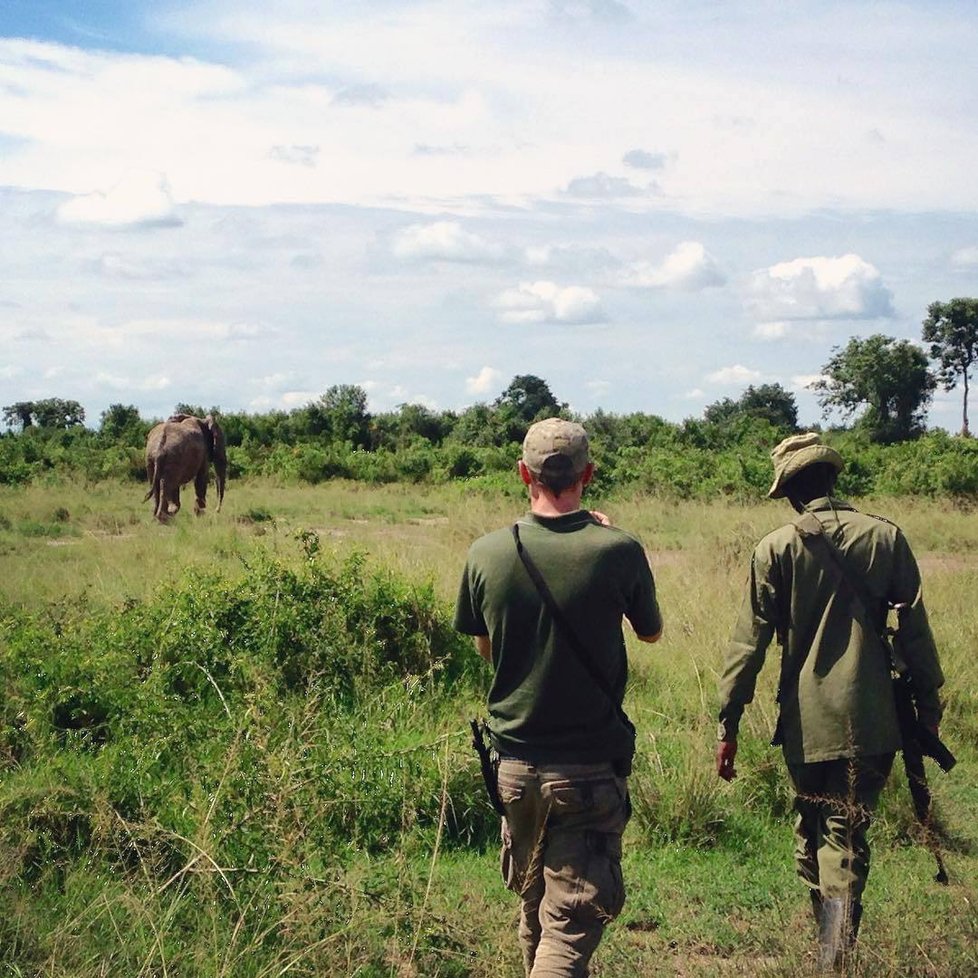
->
xmin=522 ymin=418 xmax=589 ymax=477
xmin=768 ymin=432 xmax=843 ymax=498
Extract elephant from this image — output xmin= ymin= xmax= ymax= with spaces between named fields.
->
xmin=144 ymin=413 xmax=227 ymax=522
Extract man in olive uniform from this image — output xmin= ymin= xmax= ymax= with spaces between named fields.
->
xmin=715 ymin=433 xmax=944 ymax=971
xmin=455 ymin=418 xmax=662 ymax=978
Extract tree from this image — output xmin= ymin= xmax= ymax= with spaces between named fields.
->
xmin=2 ymin=402 xmax=35 ymax=431
xmin=704 ymin=384 xmax=798 ymax=432
xmin=922 ymin=298 xmax=978 ymax=436
xmin=308 ymin=385 xmax=371 ymax=448
xmin=738 ymin=384 xmax=799 ymax=431
xmin=2 ymin=398 xmax=85 ymax=430
xmin=99 ymin=403 xmax=143 ymax=440
xmin=493 ymin=375 xmax=564 ymax=424
xmin=173 ymin=403 xmax=210 ymax=419
xmin=811 ymin=334 xmax=935 ymax=443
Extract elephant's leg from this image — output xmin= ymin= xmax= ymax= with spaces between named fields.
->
xmin=194 ymin=469 xmax=208 ymax=515
xmin=155 ymin=479 xmax=169 ymax=522
xmin=167 ymin=485 xmax=181 ymax=516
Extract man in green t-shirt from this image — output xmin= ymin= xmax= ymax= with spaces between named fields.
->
xmin=455 ymin=418 xmax=662 ymax=978
xmin=716 ymin=433 xmax=945 ymax=972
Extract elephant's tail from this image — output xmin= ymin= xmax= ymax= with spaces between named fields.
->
xmin=144 ymin=468 xmax=163 ymax=514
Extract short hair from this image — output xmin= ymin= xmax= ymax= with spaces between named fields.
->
xmin=533 ymin=455 xmax=584 ymax=496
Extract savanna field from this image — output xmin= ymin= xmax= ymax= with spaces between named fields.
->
xmin=1 ymin=478 xmax=976 ymax=977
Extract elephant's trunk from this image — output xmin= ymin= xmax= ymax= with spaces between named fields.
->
xmin=214 ymin=456 xmax=227 ymax=512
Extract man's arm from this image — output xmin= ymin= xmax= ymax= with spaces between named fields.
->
xmin=635 ymin=628 xmax=662 ymax=644
xmin=716 ymin=549 xmax=778 ymax=780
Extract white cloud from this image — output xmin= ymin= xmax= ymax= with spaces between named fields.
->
xmin=331 ymin=84 xmax=390 ymax=108
xmin=951 ymin=246 xmax=978 ymax=267
xmin=747 ymin=254 xmax=894 ymax=323
xmin=95 ymin=371 xmax=171 ymax=391
xmin=549 ymin=0 xmax=634 ymax=24
xmin=90 ymin=253 xmax=185 ymax=280
xmin=466 ymin=366 xmax=502 ymax=395
xmin=524 ymin=246 xmax=553 ymax=266
xmin=280 ymin=390 xmax=321 ymax=408
xmin=707 ymin=364 xmax=761 ymax=385
xmin=269 ymin=144 xmax=320 ymax=167
xmin=495 ymin=281 xmax=604 ymax=324
xmin=56 ymin=171 xmax=182 ymax=228
xmin=254 ymin=372 xmax=294 ymax=389
xmin=753 ymin=321 xmax=788 ymax=339
xmin=620 ymin=241 xmax=725 ymax=290
xmin=792 ymin=374 xmax=827 ymax=390
xmin=391 ymin=221 xmax=507 ymax=263
xmin=622 ymin=149 xmax=667 ymax=170
xmin=684 ymin=387 xmax=705 ymax=399
xmin=563 ymin=172 xmax=646 ymax=198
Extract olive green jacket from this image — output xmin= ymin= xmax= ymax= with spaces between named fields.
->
xmin=718 ymin=498 xmax=944 ymax=764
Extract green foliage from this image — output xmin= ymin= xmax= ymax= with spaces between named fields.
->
xmin=0 ymin=546 xmax=496 ymax=977
xmin=306 ymin=384 xmax=372 ymax=449
xmin=1 ymin=371 xmax=977 ymax=505
xmin=704 ymin=383 xmax=798 ymax=433
xmin=98 ymin=403 xmax=148 ymax=446
xmin=813 ymin=334 xmax=936 ymax=442
xmin=0 ymin=490 xmax=977 ymax=975
xmin=3 ymin=397 xmax=86 ymax=431
xmin=493 ymin=374 xmax=564 ymax=424
xmin=922 ymin=297 xmax=978 ymax=436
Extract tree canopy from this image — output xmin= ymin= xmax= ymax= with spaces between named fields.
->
xmin=307 ymin=385 xmax=371 ymax=449
xmin=493 ymin=375 xmax=564 ymax=424
xmin=2 ymin=398 xmax=86 ymax=431
xmin=811 ymin=334 xmax=935 ymax=443
xmin=704 ymin=383 xmax=798 ymax=432
xmin=922 ymin=297 xmax=978 ymax=436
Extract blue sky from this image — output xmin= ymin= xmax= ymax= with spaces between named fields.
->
xmin=2 ymin=1 xmax=978 ymax=427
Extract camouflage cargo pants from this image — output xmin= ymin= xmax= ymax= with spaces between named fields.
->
xmin=496 ymin=758 xmax=630 ymax=978
xmin=786 ymin=753 xmax=894 ymax=901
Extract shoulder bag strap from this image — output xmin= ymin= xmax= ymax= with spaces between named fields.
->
xmin=792 ymin=511 xmax=889 ymax=654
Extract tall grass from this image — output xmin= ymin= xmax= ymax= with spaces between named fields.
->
xmin=1 ymin=479 xmax=976 ymax=976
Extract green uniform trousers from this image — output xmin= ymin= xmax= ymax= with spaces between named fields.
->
xmin=786 ymin=753 xmax=894 ymax=901
xmin=496 ymin=758 xmax=629 ymax=978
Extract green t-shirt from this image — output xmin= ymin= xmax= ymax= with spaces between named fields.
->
xmin=454 ymin=510 xmax=662 ymax=764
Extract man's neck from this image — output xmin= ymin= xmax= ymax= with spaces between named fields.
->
xmin=529 ymin=488 xmax=584 ymax=518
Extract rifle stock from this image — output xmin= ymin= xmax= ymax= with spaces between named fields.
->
xmin=470 ymin=718 xmax=506 ymax=816
xmin=891 ymin=671 xmax=956 ymax=774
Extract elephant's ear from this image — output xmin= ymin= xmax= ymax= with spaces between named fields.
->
xmin=204 ymin=415 xmax=226 ymax=461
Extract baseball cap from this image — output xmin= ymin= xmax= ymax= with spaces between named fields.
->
xmin=522 ymin=418 xmax=590 ymax=475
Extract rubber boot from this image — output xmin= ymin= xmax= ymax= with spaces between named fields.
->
xmin=817 ymin=898 xmax=846 ymax=972
xmin=817 ymin=898 xmax=862 ymax=973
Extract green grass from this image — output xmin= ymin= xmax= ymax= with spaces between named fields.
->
xmin=1 ymin=478 xmax=976 ymax=976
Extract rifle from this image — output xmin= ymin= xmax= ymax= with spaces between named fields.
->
xmin=794 ymin=512 xmax=955 ymax=884
xmin=470 ymin=718 xmax=506 ymax=816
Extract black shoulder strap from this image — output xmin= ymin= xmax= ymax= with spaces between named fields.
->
xmin=511 ymin=522 xmax=632 ymax=730
xmin=793 ymin=511 xmax=889 ymax=657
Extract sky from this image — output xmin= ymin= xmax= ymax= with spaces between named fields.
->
xmin=2 ymin=1 xmax=978 ymax=429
